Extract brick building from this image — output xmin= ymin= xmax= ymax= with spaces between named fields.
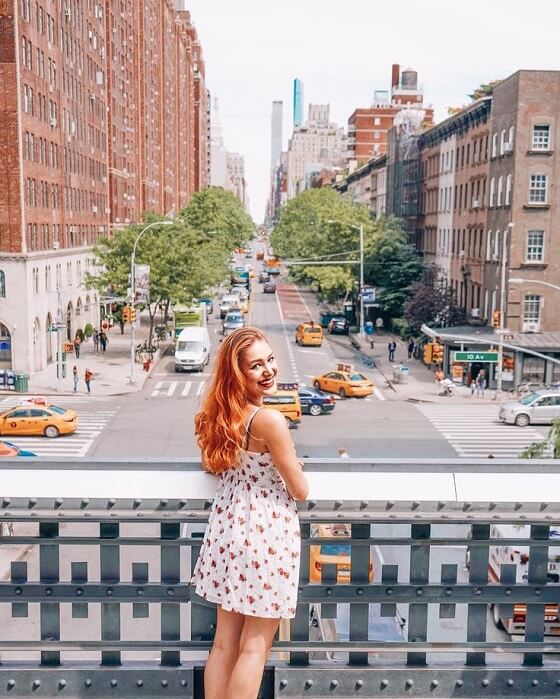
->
xmin=347 ymin=64 xmax=433 ymax=164
xmin=0 ymin=2 xmax=210 ymax=375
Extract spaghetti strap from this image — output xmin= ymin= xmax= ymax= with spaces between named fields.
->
xmin=244 ymin=407 xmax=263 ymax=450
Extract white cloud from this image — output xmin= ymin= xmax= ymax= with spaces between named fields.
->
xmin=186 ymin=0 xmax=560 ymax=221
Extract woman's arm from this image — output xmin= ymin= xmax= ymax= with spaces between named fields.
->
xmin=253 ymin=409 xmax=308 ymax=500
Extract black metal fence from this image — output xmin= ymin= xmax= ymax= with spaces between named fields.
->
xmin=0 ymin=459 xmax=559 ymax=697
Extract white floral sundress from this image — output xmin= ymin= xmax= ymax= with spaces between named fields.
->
xmin=191 ymin=412 xmax=301 ymax=618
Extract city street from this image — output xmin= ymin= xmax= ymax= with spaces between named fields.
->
xmin=86 ymin=251 xmax=548 ymax=460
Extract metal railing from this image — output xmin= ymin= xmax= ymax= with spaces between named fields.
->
xmin=0 ymin=458 xmax=559 ymax=697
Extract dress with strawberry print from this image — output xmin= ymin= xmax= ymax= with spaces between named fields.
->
xmin=191 ymin=448 xmax=301 ymax=619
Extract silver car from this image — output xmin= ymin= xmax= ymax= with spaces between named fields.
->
xmin=222 ymin=311 xmax=245 ymax=336
xmin=498 ymin=390 xmax=560 ymax=427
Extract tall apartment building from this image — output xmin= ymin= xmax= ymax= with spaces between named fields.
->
xmin=416 ymin=70 xmax=560 ymax=344
xmin=270 ymin=100 xmax=283 ymax=172
xmin=0 ymin=2 xmax=210 ymax=375
xmin=286 ymin=104 xmax=345 ymax=198
xmin=347 ymin=65 xmax=433 ymax=164
xmin=293 ymin=78 xmax=303 ymax=128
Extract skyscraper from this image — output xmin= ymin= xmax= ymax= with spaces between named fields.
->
xmin=293 ymin=79 xmax=304 ymax=128
xmin=270 ymin=101 xmax=284 ymax=172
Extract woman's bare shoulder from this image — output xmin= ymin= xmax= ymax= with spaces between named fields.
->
xmin=252 ymin=406 xmax=286 ymax=431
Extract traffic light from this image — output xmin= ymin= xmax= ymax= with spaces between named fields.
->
xmin=492 ymin=310 xmax=501 ymax=328
xmin=129 ymin=307 xmax=137 ymax=323
xmin=423 ymin=343 xmax=433 ymax=365
xmin=432 ymin=343 xmax=444 ymax=364
xmin=122 ymin=306 xmax=131 ymax=323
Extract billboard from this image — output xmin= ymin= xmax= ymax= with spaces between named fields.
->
xmin=134 ymin=264 xmax=150 ymax=304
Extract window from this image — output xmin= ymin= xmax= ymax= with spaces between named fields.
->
xmin=505 ymin=174 xmax=512 ymax=205
xmin=486 ymin=230 xmax=493 ymax=261
xmin=526 ymin=231 xmax=544 ymax=262
xmin=489 ymin=177 xmax=496 ymax=207
xmin=523 ymin=295 xmax=541 ymax=325
xmin=374 ymin=117 xmax=380 ymax=126
xmin=494 ymin=229 xmax=501 ymax=260
xmin=497 ymin=176 xmax=504 ymax=206
xmin=491 ymin=132 xmax=498 ymax=158
xmin=500 ymin=129 xmax=506 ymax=155
xmin=529 ymin=174 xmax=548 ymax=203
xmin=532 ymin=125 xmax=550 ymax=151
xmin=0 ymin=270 xmax=5 ymax=298
xmin=508 ymin=126 xmax=514 ymax=150
xmin=67 ymin=261 xmax=72 ymax=286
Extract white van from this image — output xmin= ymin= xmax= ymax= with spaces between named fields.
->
xmin=174 ymin=326 xmax=210 ymax=372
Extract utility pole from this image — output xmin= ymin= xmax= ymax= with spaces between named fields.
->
xmin=56 ymin=288 xmax=64 ymax=393
xmin=496 ymin=223 xmax=512 ymax=393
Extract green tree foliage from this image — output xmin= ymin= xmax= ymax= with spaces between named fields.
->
xmin=271 ymin=189 xmax=424 ymax=315
xmin=86 ymin=189 xmax=254 ymax=345
xmin=520 ymin=419 xmax=560 ymax=459
xmin=404 ymin=265 xmax=465 ymax=333
xmin=468 ymin=80 xmax=500 ymax=101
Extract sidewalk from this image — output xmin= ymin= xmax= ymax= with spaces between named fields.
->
xmin=22 ymin=317 xmax=164 ymax=397
xmin=297 ymin=288 xmax=502 ymax=405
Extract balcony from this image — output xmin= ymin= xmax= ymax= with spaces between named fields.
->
xmin=0 ymin=459 xmax=559 ymax=697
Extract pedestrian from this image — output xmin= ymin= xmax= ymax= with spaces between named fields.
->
xmin=407 ymin=337 xmax=415 ymax=359
xmin=84 ymin=368 xmax=93 ymax=394
xmin=191 ymin=327 xmax=308 ymax=698
xmin=387 ymin=340 xmax=397 ymax=362
xmin=99 ymin=331 xmax=108 ymax=352
xmin=337 ymin=447 xmax=350 ymax=459
xmin=434 ymin=367 xmax=445 ymax=383
xmin=93 ymin=330 xmax=99 ymax=353
xmin=375 ymin=316 xmax=384 ymax=335
xmin=72 ymin=365 xmax=79 ymax=393
xmin=475 ymin=369 xmax=486 ymax=397
xmin=73 ymin=335 xmax=81 ymax=359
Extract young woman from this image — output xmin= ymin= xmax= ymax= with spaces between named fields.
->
xmin=192 ymin=327 xmax=308 ymax=699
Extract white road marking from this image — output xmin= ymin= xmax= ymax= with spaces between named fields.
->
xmin=3 ymin=411 xmax=117 ymax=458
xmin=166 ymin=381 xmax=177 ymax=397
xmin=417 ymin=405 xmax=546 ymax=457
xmin=181 ymin=383 xmax=191 ymax=397
xmin=196 ymin=381 xmax=206 ymax=396
xmin=274 ymin=288 xmax=299 ymax=383
xmin=373 ymin=387 xmax=386 ymax=402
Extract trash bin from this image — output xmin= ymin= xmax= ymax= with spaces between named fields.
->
xmin=392 ymin=365 xmax=409 ymax=384
xmin=14 ymin=373 xmax=29 ymax=393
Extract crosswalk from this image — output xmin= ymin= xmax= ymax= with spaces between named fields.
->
xmin=0 ymin=410 xmax=117 ymax=458
xmin=417 ymin=404 xmax=548 ymax=458
xmin=151 ymin=380 xmax=206 ymax=398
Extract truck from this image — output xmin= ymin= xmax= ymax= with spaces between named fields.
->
xmin=265 ymin=256 xmax=281 ymax=275
xmin=173 ymin=304 xmax=206 ymax=338
xmin=485 ymin=523 xmax=560 ymax=636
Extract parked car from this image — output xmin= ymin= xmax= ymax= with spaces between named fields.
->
xmin=298 ymin=387 xmax=336 ymax=416
xmin=263 ymin=281 xmax=276 ymax=294
xmin=499 ymin=389 xmax=560 ymax=426
xmin=327 ymin=317 xmax=349 ymax=335
xmin=259 ymin=272 xmax=270 ymax=283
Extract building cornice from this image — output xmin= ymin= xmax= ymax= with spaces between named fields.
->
xmin=418 ymin=98 xmax=492 ymax=150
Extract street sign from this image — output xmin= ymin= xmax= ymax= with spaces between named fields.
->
xmin=360 ymin=286 xmax=376 ymax=305
xmin=453 ymin=351 xmax=499 ymax=363
xmin=495 ymin=328 xmax=512 ymax=335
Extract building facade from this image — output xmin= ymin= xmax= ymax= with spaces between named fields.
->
xmin=0 ymin=2 xmax=210 ymax=375
xmin=347 ymin=64 xmax=433 ymax=164
xmin=286 ymin=104 xmax=345 ymax=198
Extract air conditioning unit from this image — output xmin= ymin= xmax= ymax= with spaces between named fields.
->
xmin=96 ymin=71 xmax=104 ymax=86
xmin=49 ymin=117 xmax=57 ymax=127
xmin=504 ymin=142 xmax=513 ymax=153
xmin=64 ymin=8 xmax=70 ymax=18
xmin=523 ymin=322 xmax=539 ymax=333
xmin=472 ymin=200 xmax=480 ymax=208
xmin=471 ymin=307 xmax=480 ymax=318
xmin=48 ymin=83 xmax=54 ymax=93
xmin=92 ymin=205 xmax=98 ymax=213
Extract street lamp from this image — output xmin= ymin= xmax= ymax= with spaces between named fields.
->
xmin=509 ymin=278 xmax=560 ymax=292
xmin=129 ymin=220 xmax=173 ymax=384
xmin=326 ymin=220 xmax=365 ymax=340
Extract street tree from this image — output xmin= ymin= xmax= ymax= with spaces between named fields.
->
xmin=271 ymin=189 xmax=424 ymax=318
xmin=403 ymin=265 xmax=465 ymax=334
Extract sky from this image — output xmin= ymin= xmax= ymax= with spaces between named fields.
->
xmin=182 ymin=0 xmax=560 ymax=222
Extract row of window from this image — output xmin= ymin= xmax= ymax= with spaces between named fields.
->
xmin=22 ymin=84 xmax=58 ymax=125
xmin=25 ymin=178 xmax=60 ymax=210
xmin=31 ymin=258 xmax=89 ymax=295
xmin=20 ymin=1 xmax=57 ymax=45
xmin=427 ymin=227 xmax=547 ymax=264
xmin=23 ymin=132 xmax=59 ymax=167
xmin=27 ymin=222 xmax=105 ymax=253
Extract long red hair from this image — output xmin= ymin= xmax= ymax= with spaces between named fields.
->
xmin=195 ymin=327 xmax=267 ymax=474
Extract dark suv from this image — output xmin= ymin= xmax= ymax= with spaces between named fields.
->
xmin=327 ymin=317 xmax=349 ymax=335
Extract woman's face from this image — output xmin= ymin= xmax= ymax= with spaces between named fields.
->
xmin=241 ymin=339 xmax=278 ymax=404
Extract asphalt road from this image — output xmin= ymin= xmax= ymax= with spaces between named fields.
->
xmin=91 ymin=256 xmax=457 ymax=460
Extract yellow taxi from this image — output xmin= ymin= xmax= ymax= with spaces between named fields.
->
xmin=238 ymin=289 xmax=250 ymax=314
xmin=263 ymin=382 xmax=301 ymax=428
xmin=312 ymin=363 xmax=373 ymax=398
xmin=0 ymin=400 xmax=78 ymax=438
xmin=295 ymin=321 xmax=324 ymax=347
xmin=310 ymin=524 xmax=374 ymax=584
